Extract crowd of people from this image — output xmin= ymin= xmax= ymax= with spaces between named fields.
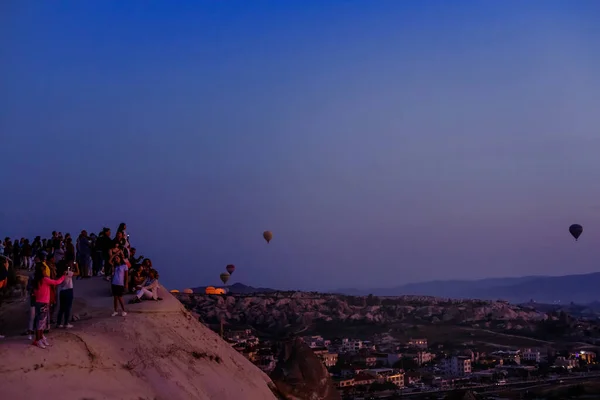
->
xmin=0 ymin=223 xmax=163 ymax=347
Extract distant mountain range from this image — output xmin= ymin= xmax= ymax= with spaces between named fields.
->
xmin=335 ymin=272 xmax=600 ymax=305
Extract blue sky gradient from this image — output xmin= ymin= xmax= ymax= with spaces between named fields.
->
xmin=2 ymin=1 xmax=600 ymax=290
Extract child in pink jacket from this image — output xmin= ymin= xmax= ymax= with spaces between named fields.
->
xmin=31 ymin=262 xmax=65 ymax=349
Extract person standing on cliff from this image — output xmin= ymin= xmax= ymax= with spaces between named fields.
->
xmin=0 ymin=256 xmax=9 ymax=339
xmin=76 ymin=230 xmax=93 ymax=278
xmin=31 ymin=262 xmax=66 ymax=349
xmin=111 ymin=254 xmax=128 ymax=317
xmin=96 ymin=228 xmax=112 ymax=279
xmin=56 ymin=260 xmax=78 ymax=328
xmin=117 ymin=223 xmax=130 ymax=253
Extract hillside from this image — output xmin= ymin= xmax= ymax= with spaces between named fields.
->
xmin=0 ymin=278 xmax=278 ymax=400
xmin=179 ymin=291 xmax=550 ymax=331
xmin=336 ymin=272 xmax=600 ymax=304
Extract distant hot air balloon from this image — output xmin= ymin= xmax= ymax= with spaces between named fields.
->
xmin=226 ymin=264 xmax=235 ymax=274
xmin=569 ymin=224 xmax=583 ymax=241
xmin=206 ymin=287 xmax=226 ymax=295
xmin=170 ymin=289 xmax=180 ymax=293
xmin=220 ymin=272 xmax=230 ymax=285
xmin=183 ymin=288 xmax=193 ymax=294
xmin=263 ymin=231 xmax=273 ymax=243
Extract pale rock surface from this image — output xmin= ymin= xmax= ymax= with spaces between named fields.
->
xmin=0 ymin=278 xmax=278 ymax=400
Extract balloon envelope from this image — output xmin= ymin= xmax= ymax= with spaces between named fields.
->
xmin=263 ymin=231 xmax=273 ymax=243
xmin=220 ymin=272 xmax=230 ymax=284
xmin=226 ymin=264 xmax=235 ymax=274
xmin=170 ymin=289 xmax=180 ymax=293
xmin=206 ymin=287 xmax=226 ymax=295
xmin=569 ymin=224 xmax=583 ymax=240
xmin=183 ymin=288 xmax=193 ymax=294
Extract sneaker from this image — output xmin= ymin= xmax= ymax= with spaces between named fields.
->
xmin=27 ymin=334 xmax=33 ymax=341
xmin=33 ymin=341 xmax=46 ymax=349
xmin=58 ymin=325 xmax=64 ymax=329
xmin=41 ymin=337 xmax=51 ymax=347
xmin=111 ymin=312 xmax=119 ymax=317
xmin=65 ymin=324 xmax=74 ymax=329
xmin=121 ymin=312 xmax=127 ymax=317
xmin=0 ymin=335 xmax=4 ymax=339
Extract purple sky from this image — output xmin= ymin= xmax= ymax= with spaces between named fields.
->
xmin=2 ymin=1 xmax=600 ymax=291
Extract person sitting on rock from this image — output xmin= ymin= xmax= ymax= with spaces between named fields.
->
xmin=130 ymin=269 xmax=162 ymax=303
xmin=129 ymin=266 xmax=146 ymax=294
xmin=128 ymin=247 xmax=143 ymax=269
xmin=140 ymin=258 xmax=152 ymax=272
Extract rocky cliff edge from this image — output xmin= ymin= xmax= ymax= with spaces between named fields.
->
xmin=0 ymin=278 xmax=278 ymax=400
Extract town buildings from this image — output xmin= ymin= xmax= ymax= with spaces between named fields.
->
xmin=219 ymin=326 xmax=599 ymax=398
xmin=441 ymin=356 xmax=472 ymax=377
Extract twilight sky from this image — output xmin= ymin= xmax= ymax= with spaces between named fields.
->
xmin=2 ymin=1 xmax=600 ymax=291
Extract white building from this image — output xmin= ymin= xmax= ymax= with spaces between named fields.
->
xmin=303 ymin=335 xmax=331 ymax=349
xmin=366 ymin=368 xmax=405 ymax=388
xmin=342 ymin=339 xmax=364 ymax=353
xmin=522 ymin=349 xmax=541 ymax=363
xmin=441 ymin=356 xmax=472 ymax=377
xmin=555 ymin=356 xmax=578 ymax=369
xmin=313 ymin=348 xmax=339 ymax=367
xmin=405 ymin=351 xmax=435 ymax=366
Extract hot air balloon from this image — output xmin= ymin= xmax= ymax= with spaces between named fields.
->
xmin=170 ymin=289 xmax=180 ymax=293
xmin=220 ymin=272 xmax=230 ymax=285
xmin=183 ymin=288 xmax=193 ymax=294
xmin=226 ymin=264 xmax=235 ymax=274
xmin=206 ymin=287 xmax=226 ymax=295
xmin=263 ymin=231 xmax=273 ymax=243
xmin=569 ymin=224 xmax=583 ymax=241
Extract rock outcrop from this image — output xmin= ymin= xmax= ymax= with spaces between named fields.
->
xmin=0 ymin=278 xmax=278 ymax=400
xmin=270 ymin=337 xmax=341 ymax=400
xmin=178 ymin=292 xmax=549 ymax=331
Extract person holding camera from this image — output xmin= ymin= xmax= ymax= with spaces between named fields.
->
xmin=56 ymin=260 xmax=79 ymax=328
xmin=31 ymin=262 xmax=66 ymax=349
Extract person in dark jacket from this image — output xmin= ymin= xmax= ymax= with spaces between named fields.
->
xmin=95 ymin=228 xmax=112 ymax=277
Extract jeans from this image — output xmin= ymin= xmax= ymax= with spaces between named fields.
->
xmin=136 ymin=287 xmax=157 ymax=300
xmin=57 ymin=289 xmax=74 ymax=326
xmin=81 ymin=255 xmax=92 ymax=277
xmin=34 ymin=302 xmax=49 ymax=331
xmin=93 ymin=252 xmax=103 ymax=276
xmin=104 ymin=259 xmax=113 ymax=278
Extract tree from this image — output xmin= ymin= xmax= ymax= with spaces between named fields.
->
xmin=393 ymin=356 xmax=419 ymax=371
